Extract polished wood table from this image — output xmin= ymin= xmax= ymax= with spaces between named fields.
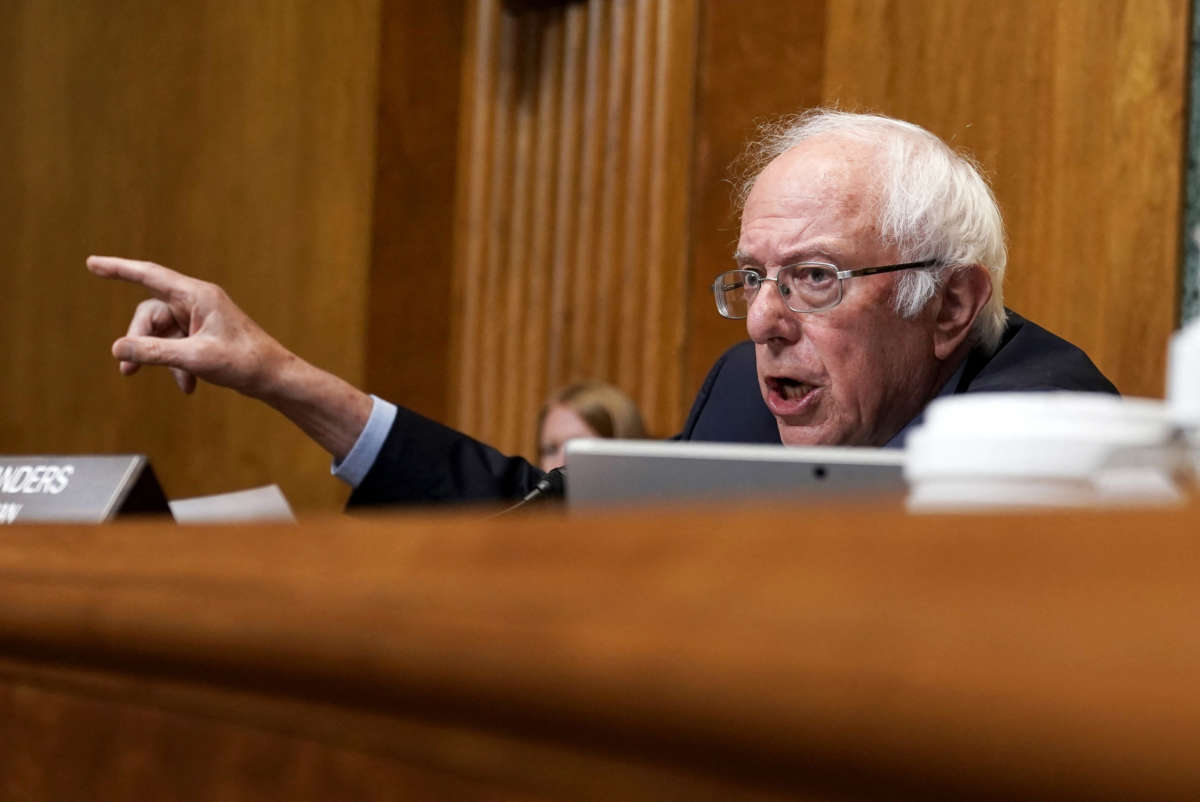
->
xmin=0 ymin=499 xmax=1198 ymax=800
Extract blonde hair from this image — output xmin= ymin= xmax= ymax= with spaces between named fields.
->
xmin=537 ymin=381 xmax=647 ymax=441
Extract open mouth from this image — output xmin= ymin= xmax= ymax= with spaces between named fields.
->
xmin=764 ymin=376 xmax=819 ymax=416
xmin=768 ymin=376 xmax=814 ymax=399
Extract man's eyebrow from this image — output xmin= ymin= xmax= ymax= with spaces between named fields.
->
xmin=733 ymin=248 xmax=840 ymax=266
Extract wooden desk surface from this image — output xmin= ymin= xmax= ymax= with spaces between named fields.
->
xmin=1 ymin=500 xmax=1198 ymax=801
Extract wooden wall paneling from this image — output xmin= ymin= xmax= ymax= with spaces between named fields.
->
xmin=451 ymin=0 xmax=498 ymax=439
xmin=451 ymin=0 xmax=504 ymax=441
xmin=544 ymin=2 xmax=590 ymax=395
xmin=451 ymin=0 xmax=702 ymax=454
xmin=366 ymin=1 xmax=466 ymax=425
xmin=498 ymin=12 xmax=542 ymax=450
xmin=822 ymin=0 xmax=1189 ymax=398
xmin=615 ymin=0 xmax=656 ymax=399
xmin=564 ymin=0 xmax=612 ymax=391
xmin=590 ymin=0 xmax=634 ymax=384
xmin=518 ymin=11 xmax=566 ymax=458
xmin=478 ymin=11 xmax=520 ymax=448
xmin=614 ymin=0 xmax=652 ymax=398
xmin=1087 ymin=0 xmax=1188 ymax=394
xmin=684 ymin=0 xmax=828 ymax=410
xmin=0 ymin=2 xmax=381 ymax=510
xmin=636 ymin=0 xmax=699 ymax=430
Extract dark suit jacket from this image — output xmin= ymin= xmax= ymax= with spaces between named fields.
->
xmin=348 ymin=311 xmax=1116 ymax=507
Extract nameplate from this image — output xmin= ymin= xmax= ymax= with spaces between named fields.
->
xmin=0 ymin=455 xmax=171 ymax=524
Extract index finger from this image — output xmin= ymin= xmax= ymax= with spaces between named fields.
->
xmin=86 ymin=255 xmax=197 ymax=301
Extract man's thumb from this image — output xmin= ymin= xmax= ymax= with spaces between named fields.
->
xmin=113 ymin=336 xmax=189 ymax=369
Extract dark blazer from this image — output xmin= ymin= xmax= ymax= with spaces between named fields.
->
xmin=348 ymin=311 xmax=1116 ymax=507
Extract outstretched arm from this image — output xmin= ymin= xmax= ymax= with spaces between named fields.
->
xmin=86 ymin=255 xmax=371 ymax=461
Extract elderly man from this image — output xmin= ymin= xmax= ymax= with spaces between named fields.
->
xmin=88 ymin=110 xmax=1114 ymax=505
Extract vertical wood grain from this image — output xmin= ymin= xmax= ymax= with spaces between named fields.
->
xmin=615 ymin=0 xmax=655 ymax=393
xmin=568 ymin=0 xmax=612 ymax=390
xmin=520 ymin=11 xmax=565 ymax=457
xmin=365 ymin=1 xmax=465 ymax=426
xmin=0 ymin=1 xmax=381 ymax=509
xmin=822 ymin=0 xmax=1188 ymax=398
xmin=639 ymin=0 xmax=698 ymax=428
xmin=590 ymin=0 xmax=633 ymax=381
xmin=450 ymin=0 xmax=700 ymax=453
xmin=498 ymin=12 xmax=540 ymax=446
xmin=451 ymin=0 xmax=499 ymax=434
xmin=480 ymin=11 xmax=519 ymax=445
xmin=544 ymin=3 xmax=588 ymax=394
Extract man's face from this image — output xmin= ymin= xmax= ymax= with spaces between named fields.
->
xmin=738 ymin=137 xmax=944 ymax=446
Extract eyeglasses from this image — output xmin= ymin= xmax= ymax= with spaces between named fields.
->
xmin=711 ymin=259 xmax=937 ymax=318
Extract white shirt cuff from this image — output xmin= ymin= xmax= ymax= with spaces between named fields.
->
xmin=331 ymin=395 xmax=398 ymax=488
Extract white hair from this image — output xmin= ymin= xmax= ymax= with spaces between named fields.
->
xmin=737 ymin=109 xmax=1008 ymax=352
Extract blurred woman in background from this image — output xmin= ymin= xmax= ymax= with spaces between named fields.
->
xmin=537 ymin=381 xmax=647 ymax=471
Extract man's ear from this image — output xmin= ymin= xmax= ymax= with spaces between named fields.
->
xmin=932 ymin=264 xmax=993 ymax=360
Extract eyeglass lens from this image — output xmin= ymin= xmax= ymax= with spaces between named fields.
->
xmin=714 ymin=266 xmax=842 ymax=317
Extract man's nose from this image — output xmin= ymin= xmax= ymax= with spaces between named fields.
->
xmin=745 ymin=280 xmax=800 ymax=344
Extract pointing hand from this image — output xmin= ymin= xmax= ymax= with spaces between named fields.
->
xmin=86 ymin=255 xmax=289 ymax=399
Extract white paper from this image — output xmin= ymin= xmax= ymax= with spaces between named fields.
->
xmin=168 ymin=485 xmax=295 ymax=523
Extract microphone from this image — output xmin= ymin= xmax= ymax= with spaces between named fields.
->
xmin=490 ymin=467 xmax=567 ymax=518
xmin=521 ymin=466 xmax=567 ymax=503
